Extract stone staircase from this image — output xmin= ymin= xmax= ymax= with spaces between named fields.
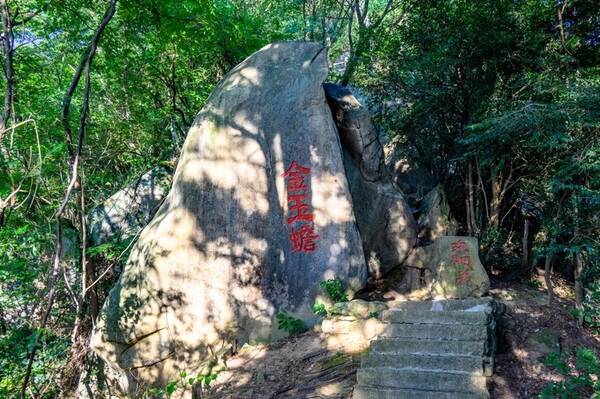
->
xmin=353 ymin=298 xmax=499 ymax=399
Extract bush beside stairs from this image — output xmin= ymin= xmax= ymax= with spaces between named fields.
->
xmin=353 ymin=298 xmax=500 ymax=399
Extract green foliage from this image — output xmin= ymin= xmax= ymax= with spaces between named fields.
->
xmin=540 ymin=348 xmax=600 ymax=399
xmin=0 ymin=0 xmax=599 ymax=394
xmin=0 ymin=327 xmax=68 ymax=399
xmin=276 ymin=310 xmax=307 ymax=334
xmin=142 ymin=369 xmax=220 ymax=398
xmin=582 ymin=280 xmax=600 ymax=328
xmin=580 ymin=258 xmax=600 ymax=329
xmin=312 ymin=302 xmax=327 ymax=317
xmin=319 ymin=278 xmax=348 ymax=303
xmin=528 ymin=279 xmax=542 ymax=290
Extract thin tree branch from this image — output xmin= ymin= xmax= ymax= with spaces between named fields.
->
xmin=20 ymin=1 xmax=117 ymax=396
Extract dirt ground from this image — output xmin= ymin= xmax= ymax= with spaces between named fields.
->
xmin=488 ymin=275 xmax=600 ymax=398
xmin=210 ymin=332 xmax=359 ymax=398
xmin=208 ymin=273 xmax=599 ymax=399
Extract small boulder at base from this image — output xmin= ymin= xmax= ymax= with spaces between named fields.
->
xmin=324 ymin=83 xmax=417 ymax=278
xmin=405 ymin=236 xmax=490 ymax=298
xmin=91 ymin=42 xmax=367 ymax=395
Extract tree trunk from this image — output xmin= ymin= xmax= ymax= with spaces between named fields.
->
xmin=0 ymin=200 xmax=5 ymax=228
xmin=0 ymin=0 xmax=14 ymax=141
xmin=21 ymin=1 xmax=117 ymax=396
xmin=341 ymin=29 xmax=368 ymax=86
xmin=467 ymin=159 xmax=476 ymax=235
xmin=0 ymin=0 xmax=15 ymax=229
xmin=489 ymin=169 xmax=502 ymax=229
xmin=544 ymin=252 xmax=554 ymax=305
xmin=574 ymin=251 xmax=584 ymax=327
xmin=0 ymin=304 xmax=7 ymax=334
xmin=522 ymin=218 xmax=529 ymax=271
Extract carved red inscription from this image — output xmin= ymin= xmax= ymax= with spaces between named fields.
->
xmin=282 ymin=161 xmax=318 ymax=252
xmin=451 ymin=240 xmax=472 ymax=284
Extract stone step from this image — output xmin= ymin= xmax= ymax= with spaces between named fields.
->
xmin=382 ymin=309 xmax=491 ymax=325
xmin=353 ymin=385 xmax=490 ymax=399
xmin=362 ymin=353 xmax=484 ymax=374
xmin=388 ymin=298 xmax=492 ymax=313
xmin=356 ymin=367 xmax=488 ymax=396
xmin=380 ymin=323 xmax=488 ymax=341
xmin=371 ymin=338 xmax=485 ymax=356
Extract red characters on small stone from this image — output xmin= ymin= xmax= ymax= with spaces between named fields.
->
xmin=282 ymin=161 xmax=318 ymax=253
xmin=451 ymin=240 xmax=468 ymax=252
xmin=451 ymin=240 xmax=472 ymax=284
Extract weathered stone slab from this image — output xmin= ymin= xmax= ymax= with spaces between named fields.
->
xmin=354 ymin=386 xmax=489 ymax=399
xmin=381 ymin=323 xmax=488 ymax=341
xmin=370 ymin=338 xmax=485 ymax=356
xmin=382 ymin=309 xmax=491 ymax=325
xmin=387 ymin=298 xmax=493 ymax=312
xmin=319 ymin=317 xmax=386 ymax=353
xmin=356 ymin=368 xmax=488 ymax=395
xmin=91 ymin=42 xmax=367 ymax=395
xmin=362 ymin=353 xmax=484 ymax=374
xmin=329 ymin=299 xmax=387 ymax=318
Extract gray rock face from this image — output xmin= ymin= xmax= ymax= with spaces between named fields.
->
xmin=418 ymin=185 xmax=458 ymax=242
xmin=91 ymin=42 xmax=367 ymax=394
xmin=384 ymin=142 xmax=436 ymax=204
xmin=324 ymin=83 xmax=417 ymax=278
xmin=324 ymin=83 xmax=383 ymax=181
xmin=87 ymin=167 xmax=172 ymax=246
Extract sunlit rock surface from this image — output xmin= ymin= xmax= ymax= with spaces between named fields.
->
xmin=406 ymin=236 xmax=490 ymax=298
xmin=91 ymin=42 xmax=367 ymax=395
xmin=324 ymin=83 xmax=417 ymax=278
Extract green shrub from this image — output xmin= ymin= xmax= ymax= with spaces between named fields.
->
xmin=528 ymin=279 xmax=542 ymax=289
xmin=312 ymin=302 xmax=327 ymax=317
xmin=0 ymin=327 xmax=68 ymax=399
xmin=319 ymin=278 xmax=348 ymax=303
xmin=539 ymin=348 xmax=599 ymax=399
xmin=276 ymin=311 xmax=306 ymax=334
xmin=582 ymin=281 xmax=600 ymax=329
xmin=142 ymin=369 xmax=220 ymax=398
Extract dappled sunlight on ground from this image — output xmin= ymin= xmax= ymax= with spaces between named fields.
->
xmin=488 ymin=277 xmax=599 ymax=398
xmin=210 ymin=331 xmax=360 ymax=398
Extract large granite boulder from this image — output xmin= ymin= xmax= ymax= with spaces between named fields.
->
xmin=405 ymin=236 xmax=490 ymax=298
xmin=87 ymin=167 xmax=172 ymax=246
xmin=91 ymin=42 xmax=367 ymax=394
xmin=324 ymin=83 xmax=417 ymax=278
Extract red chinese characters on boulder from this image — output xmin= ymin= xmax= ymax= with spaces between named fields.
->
xmin=282 ymin=161 xmax=318 ymax=253
xmin=451 ymin=240 xmax=472 ymax=284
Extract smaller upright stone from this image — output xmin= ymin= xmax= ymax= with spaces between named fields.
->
xmin=404 ymin=236 xmax=490 ymax=298
xmin=431 ymin=236 xmax=490 ymax=298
